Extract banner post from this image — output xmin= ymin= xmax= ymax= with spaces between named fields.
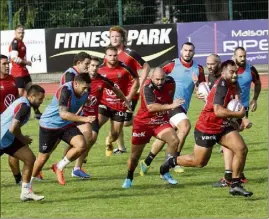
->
xmin=229 ymin=0 xmax=233 ymax=20
xmin=118 ymin=0 xmax=123 ymax=25
xmin=8 ymin=0 xmax=13 ymax=30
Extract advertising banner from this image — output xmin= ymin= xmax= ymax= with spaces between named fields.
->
xmin=0 ymin=29 xmax=47 ymax=74
xmin=45 ymin=24 xmax=178 ymax=72
xmin=177 ymin=19 xmax=268 ymax=65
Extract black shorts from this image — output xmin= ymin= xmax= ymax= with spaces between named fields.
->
xmin=14 ymin=75 xmax=32 ymax=89
xmin=0 ymin=137 xmax=25 ymax=156
xmin=92 ymin=119 xmax=100 ymax=133
xmin=39 ymin=126 xmax=82 ymax=153
xmin=98 ymin=105 xmax=126 ymax=122
xmin=124 ymin=99 xmax=138 ymax=122
xmin=194 ymin=126 xmax=235 ymax=148
xmin=168 ymin=106 xmax=186 ymax=118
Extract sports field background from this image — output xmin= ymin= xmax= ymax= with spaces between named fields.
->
xmin=0 ymin=76 xmax=268 ymax=218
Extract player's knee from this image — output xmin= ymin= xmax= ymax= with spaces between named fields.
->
xmin=37 ymin=153 xmax=49 ymax=165
xmin=241 ymin=145 xmax=248 ymax=156
xmin=183 ymin=122 xmax=191 ymax=135
xmin=25 ymin=154 xmax=36 ymax=167
xmin=89 ymin=137 xmax=97 ymax=147
xmin=110 ymin=132 xmax=120 ymax=141
xmin=77 ymin=143 xmax=87 ymax=154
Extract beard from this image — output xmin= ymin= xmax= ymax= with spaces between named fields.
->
xmin=236 ymin=59 xmax=245 ymax=67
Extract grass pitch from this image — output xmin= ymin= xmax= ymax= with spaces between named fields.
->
xmin=1 ymin=91 xmax=268 ymax=218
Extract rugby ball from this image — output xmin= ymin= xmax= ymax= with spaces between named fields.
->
xmin=198 ymin=82 xmax=210 ymax=96
xmin=227 ymin=99 xmax=242 ymax=112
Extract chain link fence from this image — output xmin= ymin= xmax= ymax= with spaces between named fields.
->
xmin=1 ymin=0 xmax=268 ymax=30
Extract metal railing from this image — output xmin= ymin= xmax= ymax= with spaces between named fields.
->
xmin=1 ymin=0 xmax=268 ymax=30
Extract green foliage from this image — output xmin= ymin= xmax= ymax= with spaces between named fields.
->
xmin=12 ymin=0 xmax=37 ymax=28
xmin=0 ymin=1 xmax=9 ymax=30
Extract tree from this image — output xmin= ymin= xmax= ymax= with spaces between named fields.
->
xmin=123 ymin=0 xmax=157 ymax=25
xmin=12 ymin=0 xmax=37 ymax=28
xmin=204 ymin=0 xmax=229 ymax=21
xmin=0 ymin=1 xmax=9 ymax=30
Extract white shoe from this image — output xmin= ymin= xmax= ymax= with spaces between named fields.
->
xmin=20 ymin=191 xmax=45 ymax=201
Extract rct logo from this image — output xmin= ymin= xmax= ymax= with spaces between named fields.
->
xmin=201 ymin=135 xmax=216 ymax=140
xmin=133 ymin=132 xmax=146 ymax=137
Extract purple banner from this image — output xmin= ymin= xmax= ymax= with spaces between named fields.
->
xmin=177 ymin=19 xmax=268 ymax=65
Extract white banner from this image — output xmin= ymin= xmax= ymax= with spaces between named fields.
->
xmin=0 ymin=29 xmax=47 ymax=74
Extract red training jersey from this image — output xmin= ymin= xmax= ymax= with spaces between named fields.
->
xmin=98 ymin=61 xmax=138 ymax=111
xmin=9 ymin=38 xmax=29 ymax=77
xmin=83 ymin=73 xmax=115 ymax=117
xmin=134 ymin=76 xmax=175 ymax=126
xmin=118 ymin=48 xmax=145 ymax=100
xmin=195 ymin=77 xmax=239 ymax=134
xmin=0 ymin=75 xmax=18 ymax=113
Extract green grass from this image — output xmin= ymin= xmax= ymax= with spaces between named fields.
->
xmin=1 ymin=91 xmax=268 ymax=218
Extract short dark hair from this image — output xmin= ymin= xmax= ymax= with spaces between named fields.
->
xmin=0 ymin=54 xmax=8 ymax=60
xmin=181 ymin=42 xmax=195 ymax=50
xmin=221 ymin=60 xmax=236 ymax=72
xmin=90 ymin=56 xmax=100 ymax=63
xmin=74 ymin=73 xmax=91 ymax=84
xmin=234 ymin=47 xmax=246 ymax=55
xmin=15 ymin=25 xmax=24 ymax=30
xmin=73 ymin=52 xmax=91 ymax=65
xmin=105 ymin=46 xmax=118 ymax=54
xmin=26 ymin=84 xmax=45 ymax=96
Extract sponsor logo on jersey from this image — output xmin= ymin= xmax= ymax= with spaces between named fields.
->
xmin=4 ymin=94 xmax=16 ymax=107
xmin=133 ymin=132 xmax=146 ymax=137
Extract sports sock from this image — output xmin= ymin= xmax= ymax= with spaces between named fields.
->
xmin=14 ymin=173 xmax=22 ymax=184
xmin=74 ymin=166 xmax=80 ymax=171
xmin=22 ymin=182 xmax=31 ymax=191
xmin=231 ymin=178 xmax=240 ymax=188
xmin=57 ymin=156 xmax=71 ymax=171
xmin=241 ymin=172 xmax=246 ymax=180
xmin=144 ymin=152 xmax=156 ymax=166
xmin=127 ymin=170 xmax=134 ymax=180
xmin=224 ymin=170 xmax=232 ymax=182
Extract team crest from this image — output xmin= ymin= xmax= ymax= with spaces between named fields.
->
xmin=97 ymin=85 xmax=102 ymax=91
xmin=117 ymin=73 xmax=122 ymax=78
xmin=0 ymin=86 xmax=4 ymax=90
